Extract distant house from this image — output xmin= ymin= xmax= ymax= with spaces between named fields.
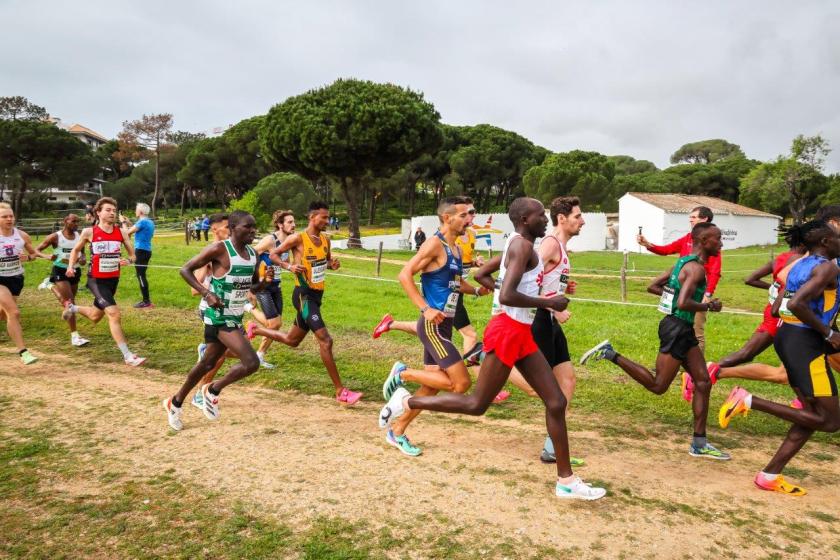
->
xmin=41 ymin=118 xmax=108 ymax=206
xmin=618 ymin=193 xmax=780 ymax=251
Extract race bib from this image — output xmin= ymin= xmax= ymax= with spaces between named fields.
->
xmin=227 ymin=288 xmax=249 ymax=315
xmin=311 ymin=261 xmax=327 ymax=284
xmin=0 ymin=255 xmax=22 ymax=276
xmin=658 ymin=286 xmax=675 ymax=314
xmin=557 ymin=273 xmax=570 ymax=296
xmin=443 ymin=291 xmax=459 ymax=317
xmin=272 ymin=265 xmax=283 ymax=279
xmin=768 ymin=281 xmax=780 ymax=305
xmin=779 ymin=290 xmax=794 ymax=317
xmin=98 ymin=254 xmax=120 ymax=273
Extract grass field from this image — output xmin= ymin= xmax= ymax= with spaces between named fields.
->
xmin=3 ymin=234 xmax=840 ymax=558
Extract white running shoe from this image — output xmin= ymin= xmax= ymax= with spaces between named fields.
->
xmin=191 ymin=391 xmax=204 ymax=410
xmin=197 ymin=343 xmax=207 ymax=362
xmin=61 ymin=301 xmax=75 ymax=321
xmin=201 ymin=383 xmax=220 ymax=421
xmin=71 ymin=335 xmax=90 ymax=347
xmin=38 ymin=277 xmax=53 ymax=290
xmin=555 ymin=477 xmax=607 ymax=500
xmin=243 ymin=302 xmax=255 ymax=313
xmin=124 ymin=354 xmax=147 ymax=367
xmin=162 ymin=397 xmax=183 ymax=431
xmin=378 ymin=387 xmax=410 ymax=428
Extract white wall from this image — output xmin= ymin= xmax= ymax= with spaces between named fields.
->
xmin=618 ymin=195 xmax=665 ymax=252
xmin=410 ymin=212 xmax=609 ymax=252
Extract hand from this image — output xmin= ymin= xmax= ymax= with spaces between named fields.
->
xmin=65 ymin=267 xmax=76 ymax=278
xmin=474 ymin=255 xmax=485 ymax=267
xmin=547 ymin=294 xmax=569 ymax=313
xmin=554 ymin=309 xmax=571 ymax=323
xmin=636 ymin=234 xmax=650 ymax=248
xmin=204 ymin=292 xmax=223 ymax=310
xmin=329 ymin=258 xmax=340 ymax=270
xmin=707 ymin=299 xmax=723 ymax=312
xmin=477 ymin=285 xmax=492 ymax=296
xmin=289 ymin=264 xmax=305 ymax=275
xmin=828 ymin=330 xmax=840 ymax=350
xmin=423 ymin=307 xmax=445 ymax=325
xmin=264 ymin=266 xmax=274 ymax=283
xmin=20 ymin=253 xmax=30 ymax=263
xmin=119 ymin=258 xmax=130 ymax=267
xmin=566 ymin=281 xmax=577 ymax=295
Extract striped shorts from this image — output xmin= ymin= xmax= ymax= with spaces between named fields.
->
xmin=417 ymin=315 xmax=462 ymax=369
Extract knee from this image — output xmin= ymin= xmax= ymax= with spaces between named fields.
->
xmin=546 ymin=395 xmax=568 ymax=417
xmin=6 ymin=307 xmax=20 ymax=320
xmin=267 ymin=318 xmax=281 ymax=329
xmin=452 ymin=378 xmax=471 ymax=394
xmin=241 ymin=354 xmax=260 ymax=373
xmin=318 ymin=334 xmax=333 ymax=350
xmin=651 ymin=383 xmax=670 ymax=396
xmin=693 ymin=378 xmax=711 ymax=395
xmin=106 ymin=308 xmax=121 ymax=321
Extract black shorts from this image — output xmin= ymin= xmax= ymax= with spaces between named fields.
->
xmin=204 ymin=323 xmax=245 ymax=345
xmin=292 ymin=286 xmax=326 ymax=332
xmin=531 ymin=308 xmax=571 ymax=367
xmin=256 ymin=284 xmax=283 ymax=320
xmin=658 ymin=314 xmax=699 ymax=361
xmin=453 ymin=293 xmax=471 ymax=330
xmin=775 ymin=324 xmax=839 ymax=398
xmin=88 ymin=277 xmax=119 ymax=310
xmin=0 ymin=275 xmax=24 ymax=296
xmin=417 ymin=315 xmax=462 ymax=369
xmin=50 ymin=265 xmax=81 ymax=286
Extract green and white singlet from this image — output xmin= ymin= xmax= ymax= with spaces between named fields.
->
xmin=202 ymin=239 xmax=257 ymax=328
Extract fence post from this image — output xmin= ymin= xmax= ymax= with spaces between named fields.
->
xmin=184 ymin=220 xmax=189 ymax=245
xmin=620 ymin=251 xmax=628 ymax=302
xmin=376 ymin=241 xmax=384 ymax=277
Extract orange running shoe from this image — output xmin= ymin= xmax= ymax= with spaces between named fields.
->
xmin=719 ymin=386 xmax=750 ymax=428
xmin=753 ymin=472 xmax=807 ymax=496
xmin=681 ymin=372 xmax=694 ymax=402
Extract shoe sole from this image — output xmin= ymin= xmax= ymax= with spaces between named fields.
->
xmin=72 ymin=340 xmax=90 ymax=347
xmin=372 ymin=315 xmax=392 ymax=339
xmin=579 ymin=340 xmax=610 ymax=365
xmin=385 ymin=434 xmax=422 ymax=457
xmin=689 ymin=450 xmax=731 ymax=461
xmin=125 ymin=358 xmax=148 ymax=367
xmin=190 ymin=398 xmax=204 ymax=411
xmin=555 ymin=491 xmax=606 ymax=501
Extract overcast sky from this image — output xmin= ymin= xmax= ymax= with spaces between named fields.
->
xmin=3 ymin=0 xmax=839 ymax=171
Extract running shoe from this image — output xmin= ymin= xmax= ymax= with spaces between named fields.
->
xmin=706 ymin=361 xmax=720 ymax=385
xmin=463 ymin=342 xmax=484 ymax=366
xmin=71 ymin=335 xmax=90 ymax=347
xmin=162 ymin=397 xmax=183 ymax=431
xmin=681 ymin=372 xmax=694 ymax=403
xmin=124 ymin=354 xmax=147 ymax=367
xmin=245 ymin=321 xmax=259 ymax=340
xmin=719 ymin=386 xmax=751 ymax=428
xmin=379 ymin=387 xmax=410 ymax=428
xmin=191 ymin=390 xmax=204 ymax=410
xmin=540 ymin=449 xmax=585 ymax=467
xmin=61 ymin=301 xmax=75 ymax=321
xmin=37 ymin=277 xmax=53 ymax=290
xmin=259 ymin=357 xmax=275 ymax=369
xmin=492 ymin=390 xmax=511 ymax=404
xmin=201 ymin=383 xmax=220 ymax=420
xmin=133 ymin=301 xmax=154 ymax=309
xmin=337 ymin=387 xmax=363 ymax=405
xmin=791 ymin=398 xmax=804 ymax=409
xmin=385 ymin=429 xmax=422 ymax=457
xmin=20 ymin=350 xmax=38 ymax=365
xmin=555 ymin=477 xmax=607 ymax=500
xmin=372 ymin=313 xmax=393 ymax=339
xmin=243 ymin=302 xmax=255 ymax=313
xmin=383 ymin=361 xmax=406 ymax=399
xmin=579 ymin=340 xmax=615 ymax=365
xmin=197 ymin=343 xmax=207 ymax=362
xmin=689 ymin=443 xmax=731 ymax=461
xmin=753 ymin=472 xmax=807 ymax=496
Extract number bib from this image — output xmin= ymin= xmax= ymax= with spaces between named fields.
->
xmin=768 ymin=281 xmax=780 ymax=305
xmin=779 ymin=290 xmax=794 ymax=318
xmin=0 ymin=255 xmax=22 ymax=276
xmin=311 ymin=261 xmax=327 ymax=284
xmin=226 ymin=288 xmax=249 ymax=315
xmin=658 ymin=286 xmax=675 ymax=314
xmin=98 ymin=254 xmax=120 ymax=273
xmin=557 ymin=273 xmax=570 ymax=296
xmin=443 ymin=292 xmax=459 ymax=317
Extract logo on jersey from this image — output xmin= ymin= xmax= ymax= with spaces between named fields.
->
xmin=3 ymin=245 xmax=12 ymax=256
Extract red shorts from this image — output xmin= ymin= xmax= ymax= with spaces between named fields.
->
xmin=755 ymin=304 xmax=780 ymax=337
xmin=483 ymin=312 xmax=539 ymax=368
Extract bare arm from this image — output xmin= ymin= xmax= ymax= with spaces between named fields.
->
xmin=473 ymin=255 xmax=501 ymax=291
xmin=180 ymin=243 xmax=226 ymax=309
xmin=398 ymin=237 xmax=446 ymax=323
xmin=745 ymin=260 xmax=773 ymax=290
xmin=676 ymin=263 xmax=721 ymax=312
xmin=66 ymin=228 xmax=92 ymax=275
xmin=19 ymin=230 xmax=49 ymax=260
xmin=646 ymin=268 xmax=672 ymax=296
xmin=498 ymin=237 xmax=567 ymax=312
xmin=36 ymin=232 xmax=58 ymax=255
xmin=788 ymin=262 xmax=840 ymax=343
xmin=271 ymin=233 xmax=305 ymax=275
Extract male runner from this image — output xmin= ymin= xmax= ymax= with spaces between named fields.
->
xmin=163 ymin=210 xmax=271 ymax=431
xmin=64 ymin=197 xmax=146 ymax=366
xmin=580 ymin=222 xmax=731 ymax=460
xmin=246 ymin=201 xmax=363 ymax=405
xmin=637 ymin=206 xmax=721 ymax=351
xmin=720 ymin=220 xmax=840 ymax=496
xmin=36 ymin=213 xmax=90 ymax=347
xmin=252 ymin=209 xmax=295 ymax=369
xmin=380 ymin=197 xmax=606 ymax=500
xmin=0 ymin=202 xmax=48 ymax=364
xmin=378 ymin=196 xmax=479 ymax=456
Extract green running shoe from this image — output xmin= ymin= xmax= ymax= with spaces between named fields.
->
xmin=386 ymin=430 xmax=422 ymax=457
xmin=383 ymin=361 xmax=406 ymax=400
xmin=540 ymin=449 xmax=585 ymax=467
xmin=689 ymin=443 xmax=731 ymax=461
xmin=20 ymin=350 xmax=38 ymax=365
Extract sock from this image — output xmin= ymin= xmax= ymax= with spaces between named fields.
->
xmin=18 ymin=348 xmax=27 ymax=355
xmin=208 ymin=384 xmax=220 ymax=396
xmin=557 ymin=474 xmax=576 ymax=485
xmin=172 ymin=396 xmax=182 ymax=408
xmin=69 ymin=304 xmax=78 ymax=313
xmin=117 ymin=343 xmax=132 ymax=359
xmin=403 ymin=395 xmax=411 ymax=411
xmin=692 ymin=434 xmax=707 ymax=448
xmin=543 ymin=434 xmax=554 ymax=455
xmin=745 ymin=394 xmax=753 ymax=409
xmin=760 ymin=471 xmax=778 ymax=481
xmin=257 ymin=351 xmax=265 ymax=360
xmin=608 ymin=351 xmax=620 ymax=363
xmin=71 ymin=331 xmax=80 ymax=338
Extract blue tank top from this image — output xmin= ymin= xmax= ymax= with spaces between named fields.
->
xmin=420 ymin=232 xmax=463 ymax=315
xmin=780 ymin=254 xmax=840 ymax=329
xmin=258 ymin=233 xmax=288 ymax=285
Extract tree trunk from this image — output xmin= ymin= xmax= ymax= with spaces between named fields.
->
xmin=342 ymin=177 xmax=362 ymax=249
xmin=180 ymin=184 xmax=188 ymax=216
xmin=12 ymin=181 xmax=25 ymax=217
xmin=408 ymin=181 xmax=416 ymax=216
xmin=151 ymin=147 xmax=160 ymax=218
xmin=368 ymin=188 xmax=377 ymax=225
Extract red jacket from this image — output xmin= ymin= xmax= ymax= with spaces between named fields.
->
xmin=647 ymin=233 xmax=722 ymax=295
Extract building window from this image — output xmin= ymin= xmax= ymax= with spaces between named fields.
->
xmin=68 ymin=197 xmax=76 ymax=201
xmin=48 ymin=197 xmax=57 ymax=201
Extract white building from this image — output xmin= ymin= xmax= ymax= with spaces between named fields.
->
xmin=618 ymin=193 xmax=780 ymax=252
xmin=41 ymin=119 xmax=107 ymax=205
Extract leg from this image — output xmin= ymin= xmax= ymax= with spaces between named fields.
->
xmin=53 ymin=281 xmax=78 ymax=333
xmin=0 ymin=288 xmax=25 ymax=351
xmin=719 ymin=363 xmax=788 ymax=384
xmin=174 ymin=342 xmax=227 ymax=402
xmin=208 ymin=329 xmax=261 ymax=393
xmin=759 ymin=395 xmax=840 ymax=473
xmin=613 ymin=352 xmax=683 ymax=395
xmin=684 ymin=346 xmax=711 ymax=436
xmin=391 ymin=384 xmax=439 ymax=436
xmin=389 ymin=320 xmax=417 ymax=335
xmin=75 ymin=305 xmax=105 ymax=324
xmin=257 ymin=317 xmax=281 ymax=354
xmin=103 ymin=305 xmax=128 ymax=346
xmin=311 ymin=327 xmax=345 ymax=394
xmin=399 ymin=362 xmax=471 ymax=392
xmin=553 ymin=361 xmax=576 ymax=404
xmin=134 ymin=249 xmax=152 ymax=303
xmin=252 ymin=323 xmax=307 ymax=347
xmin=694 ymin=310 xmax=707 ymax=354
xmin=507 ymin=367 xmax=538 ymax=397
xmin=717 ymin=331 xmax=773 ymax=368
xmin=458 ymin=324 xmax=477 ymax=355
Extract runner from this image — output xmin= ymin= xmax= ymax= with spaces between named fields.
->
xmin=63 ymin=197 xmax=146 ymax=366
xmin=580 ymin=222 xmax=731 ymax=461
xmin=0 ymin=202 xmax=48 ymax=364
xmin=36 ymin=213 xmax=90 ymax=347
xmin=378 ymin=196 xmax=482 ymax=456
xmin=252 ymin=209 xmax=295 ymax=369
xmin=719 ymin=220 xmax=840 ymax=496
xmin=379 ymin=197 xmax=606 ymax=500
xmin=246 ymin=201 xmax=363 ymax=405
xmin=163 ymin=210 xmax=272 ymax=431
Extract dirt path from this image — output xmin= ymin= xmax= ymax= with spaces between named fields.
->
xmin=3 ymin=352 xmax=840 ymax=558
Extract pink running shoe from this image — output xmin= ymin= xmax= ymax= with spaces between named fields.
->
xmin=791 ymin=398 xmax=804 ymax=409
xmin=493 ymin=390 xmax=511 ymax=404
xmin=706 ymin=362 xmax=720 ymax=385
xmin=245 ymin=321 xmax=258 ymax=340
xmin=336 ymin=387 xmax=363 ymax=405
xmin=681 ymin=372 xmax=694 ymax=403
xmin=372 ymin=314 xmax=393 ymax=339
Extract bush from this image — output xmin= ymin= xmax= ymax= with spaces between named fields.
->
xmin=228 ymin=172 xmax=316 ymax=229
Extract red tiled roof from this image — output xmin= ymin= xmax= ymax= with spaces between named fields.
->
xmin=626 ymin=193 xmax=780 ymax=218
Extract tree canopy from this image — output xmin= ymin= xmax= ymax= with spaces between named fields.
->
xmin=670 ymin=139 xmax=745 ymax=165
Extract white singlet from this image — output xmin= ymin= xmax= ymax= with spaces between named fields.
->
xmin=539 ymin=234 xmax=571 ymax=297
xmin=491 ymin=232 xmax=543 ymax=324
xmin=0 ymin=228 xmax=25 ymax=277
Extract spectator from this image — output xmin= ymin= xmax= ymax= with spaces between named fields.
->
xmin=200 ymin=214 xmax=210 ymax=241
xmin=121 ymin=202 xmax=156 ymax=309
xmin=605 ymin=221 xmax=618 ymax=250
xmin=192 ymin=218 xmax=201 ymax=240
xmin=414 ymin=226 xmax=426 ymax=251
